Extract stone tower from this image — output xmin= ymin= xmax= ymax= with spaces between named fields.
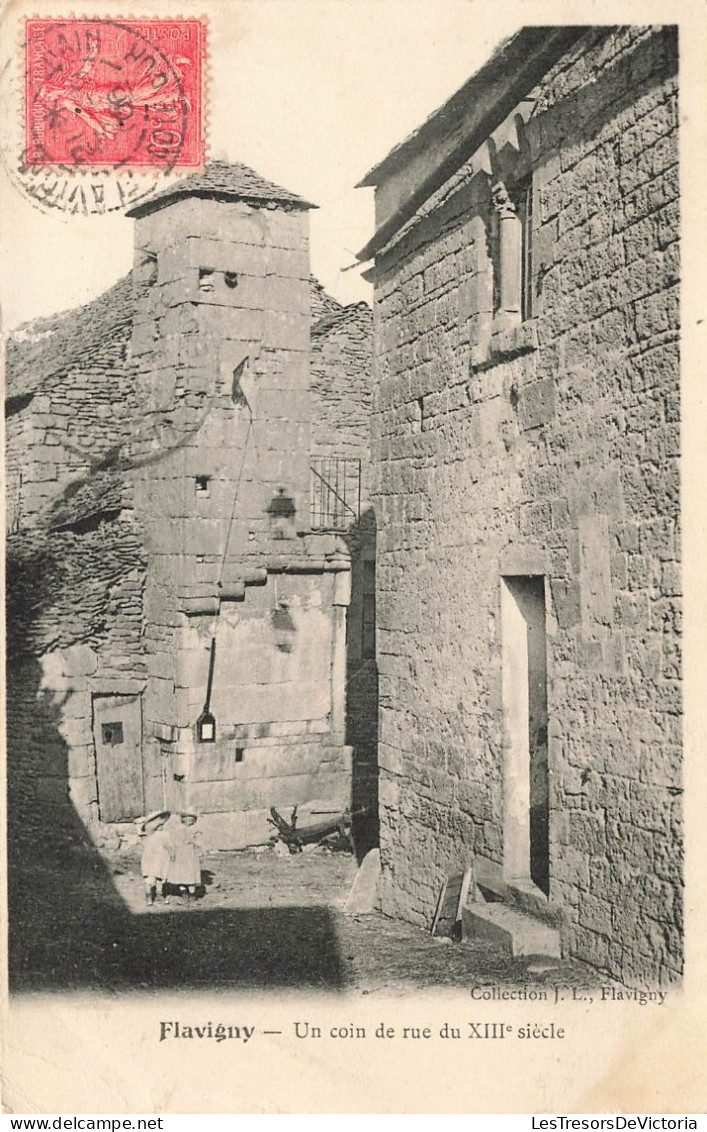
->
xmin=123 ymin=162 xmax=352 ymax=846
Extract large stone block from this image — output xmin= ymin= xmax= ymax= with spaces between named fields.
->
xmin=260 ymin=208 xmax=308 ymax=250
xmin=197 ymin=807 xmax=272 ymax=849
xmin=517 ymin=378 xmax=555 ymax=431
xmin=187 ymin=236 xmax=266 ymax=272
xmin=190 ymin=742 xmax=338 ymax=783
xmin=58 ymin=716 xmax=93 ymax=747
xmin=198 ymin=305 xmax=264 ymax=341
xmin=462 ymin=902 xmax=562 ymax=958
xmin=265 ymin=247 xmax=309 ymax=280
xmin=265 ymin=275 xmax=310 ymax=315
xmin=190 ymin=768 xmax=351 ymax=815
xmin=263 ymin=311 xmax=309 ymax=351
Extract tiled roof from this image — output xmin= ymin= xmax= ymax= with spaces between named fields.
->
xmin=5 ymin=274 xmax=135 ymax=406
xmin=126 ymin=160 xmax=316 ymax=218
xmin=310 ymin=276 xmax=343 ymax=324
xmin=311 ymin=301 xmax=372 ymax=339
xmin=7 ymin=520 xmax=145 ymax=656
xmin=47 ymin=469 xmax=125 ymax=531
xmin=6 ymin=272 xmax=341 ymax=412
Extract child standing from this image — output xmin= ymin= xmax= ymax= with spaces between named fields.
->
xmin=167 ymin=812 xmax=202 ymax=903
xmin=140 ymin=811 xmax=173 ymax=907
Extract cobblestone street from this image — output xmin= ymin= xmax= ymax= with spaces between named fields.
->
xmin=11 ymin=838 xmax=599 ymax=995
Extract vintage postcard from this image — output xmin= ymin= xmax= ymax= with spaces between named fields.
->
xmin=1 ymin=0 xmax=705 ymax=1116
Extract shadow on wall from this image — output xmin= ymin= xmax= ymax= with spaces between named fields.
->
xmin=5 ymin=530 xmax=129 ymax=990
xmin=6 ymin=624 xmax=349 ymax=995
xmin=343 ymin=507 xmax=380 ymax=862
xmin=5 ymin=649 xmax=135 ymax=994
xmin=8 ymin=538 xmax=352 ymax=991
xmin=5 ymin=525 xmax=351 ymax=995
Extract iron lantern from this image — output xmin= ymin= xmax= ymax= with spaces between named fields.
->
xmin=266 ymin=487 xmax=296 ymax=540
xmin=196 ymin=709 xmax=216 ymax=743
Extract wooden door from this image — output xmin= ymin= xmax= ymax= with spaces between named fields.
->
xmin=92 ymin=693 xmax=144 ymax=822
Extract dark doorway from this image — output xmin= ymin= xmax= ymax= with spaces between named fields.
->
xmin=93 ymin=693 xmax=145 ymax=822
xmin=501 ymin=576 xmax=549 ymax=896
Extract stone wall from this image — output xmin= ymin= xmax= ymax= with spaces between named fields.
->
xmin=311 ymin=302 xmax=379 ymax=848
xmin=5 ymin=275 xmax=151 ymax=838
xmin=6 ymin=179 xmax=375 ymax=854
xmin=6 ymin=520 xmax=147 ymax=840
xmin=177 ymin=569 xmax=352 ymax=849
xmin=5 ymin=275 xmax=138 ymax=526
xmin=370 ymin=26 xmax=680 ymax=984
xmin=125 ymin=196 xmax=354 ymax=846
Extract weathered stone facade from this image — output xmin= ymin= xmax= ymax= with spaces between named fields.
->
xmin=6 ymin=161 xmax=374 ymax=852
xmin=310 ymin=300 xmax=378 ymax=846
xmin=361 ymin=27 xmax=680 ymax=984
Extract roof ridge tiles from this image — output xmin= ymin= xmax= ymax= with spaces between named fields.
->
xmin=126 ymin=159 xmax=316 ymax=219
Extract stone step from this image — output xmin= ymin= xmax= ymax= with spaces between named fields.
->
xmin=462 ymin=900 xmax=562 ymax=958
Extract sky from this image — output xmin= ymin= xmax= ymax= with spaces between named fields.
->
xmin=0 ymin=0 xmax=521 ymax=330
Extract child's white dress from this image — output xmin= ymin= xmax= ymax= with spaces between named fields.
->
xmin=141 ymin=827 xmax=172 ymax=881
xmin=166 ymin=816 xmax=202 ymax=887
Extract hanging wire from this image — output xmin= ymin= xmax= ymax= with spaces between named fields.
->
xmin=197 ymin=383 xmax=256 ymax=723
xmin=217 ymin=412 xmax=253 ymax=591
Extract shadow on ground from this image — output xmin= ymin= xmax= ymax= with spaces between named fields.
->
xmin=10 ymin=842 xmax=602 ymax=997
xmin=9 ymin=848 xmax=352 ymax=994
xmin=11 ymin=901 xmax=349 ymax=995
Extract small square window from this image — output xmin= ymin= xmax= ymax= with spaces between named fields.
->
xmin=101 ymin=722 xmax=124 ymax=745
xmin=235 ymin=748 xmax=244 ymax=763
xmin=198 ymin=268 xmax=216 ymax=293
xmin=195 ymin=476 xmax=211 ymax=497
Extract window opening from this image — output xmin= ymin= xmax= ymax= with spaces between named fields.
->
xmin=101 ymin=721 xmax=124 ymax=746
xmin=516 ymin=175 xmax=534 ymax=320
xmin=501 ymin=575 xmax=549 ymax=896
xmin=198 ymin=268 xmax=216 ymax=293
xmin=491 ymin=173 xmax=534 ymax=323
xmin=195 ymin=475 xmax=211 ymax=496
xmin=310 ymin=458 xmax=361 ymax=531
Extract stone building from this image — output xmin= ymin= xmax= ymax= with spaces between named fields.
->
xmin=6 ymin=160 xmax=374 ymax=852
xmin=357 ymin=26 xmax=681 ymax=984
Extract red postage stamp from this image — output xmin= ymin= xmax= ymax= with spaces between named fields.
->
xmin=24 ymin=19 xmax=205 ymax=168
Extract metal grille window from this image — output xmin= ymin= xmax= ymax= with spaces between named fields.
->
xmin=310 ymin=458 xmax=361 ymax=531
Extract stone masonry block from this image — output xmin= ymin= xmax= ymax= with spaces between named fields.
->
xmin=550 ymin=580 xmax=582 ymax=629
xmin=260 ymin=209 xmax=308 ymax=250
xmin=264 ymin=311 xmax=309 ymax=351
xmin=69 ymin=775 xmax=98 ymax=809
xmin=197 ymin=807 xmax=273 ymax=850
xmin=198 ymin=306 xmax=264 ymax=341
xmin=187 ymin=236 xmax=266 ymax=273
xmin=517 ymin=378 xmax=555 ymax=431
xmin=265 ymin=275 xmax=311 ymax=315
xmin=265 ymin=247 xmax=309 ymax=280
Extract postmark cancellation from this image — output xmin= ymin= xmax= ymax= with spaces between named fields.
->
xmin=4 ymin=16 xmax=208 ymax=214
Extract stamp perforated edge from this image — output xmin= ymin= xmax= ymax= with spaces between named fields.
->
xmin=16 ymin=12 xmax=211 ymax=177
